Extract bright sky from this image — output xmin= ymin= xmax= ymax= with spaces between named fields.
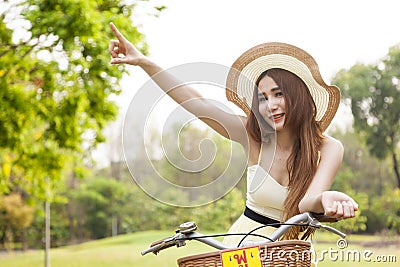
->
xmin=118 ymin=0 xmax=400 ymax=110
xmin=98 ymin=0 xmax=400 ymax=164
xmin=137 ymin=0 xmax=398 ymax=75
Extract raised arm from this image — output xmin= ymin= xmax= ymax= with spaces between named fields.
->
xmin=109 ymin=22 xmax=247 ymax=145
xmin=298 ymin=136 xmax=359 ymax=220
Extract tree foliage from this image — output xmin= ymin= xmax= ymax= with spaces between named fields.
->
xmin=0 ymin=0 xmax=163 ymax=249
xmin=332 ymin=44 xmax=400 ymax=187
xmin=70 ymin=177 xmax=129 ymax=239
xmin=330 ymin=130 xmax=399 ymax=233
xmin=0 ymin=0 xmax=151 ymax=199
xmin=0 ymin=193 xmax=34 ymax=250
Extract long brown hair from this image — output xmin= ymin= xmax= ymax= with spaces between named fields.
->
xmin=246 ymin=68 xmax=324 ymax=240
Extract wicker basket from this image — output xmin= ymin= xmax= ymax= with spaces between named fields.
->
xmin=177 ymin=240 xmax=311 ymax=267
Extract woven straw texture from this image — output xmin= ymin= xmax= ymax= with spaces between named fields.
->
xmin=177 ymin=240 xmax=311 ymax=267
xmin=225 ymin=42 xmax=340 ymax=132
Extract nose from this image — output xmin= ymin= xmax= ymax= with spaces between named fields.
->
xmin=267 ymin=96 xmax=281 ymax=110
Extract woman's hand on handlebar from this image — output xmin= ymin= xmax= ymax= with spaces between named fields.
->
xmin=321 ymin=191 xmax=358 ymax=220
xmin=108 ymin=22 xmax=147 ymax=66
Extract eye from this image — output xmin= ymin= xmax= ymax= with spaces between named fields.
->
xmin=276 ymin=91 xmax=283 ymax=97
xmin=258 ymin=96 xmax=267 ymax=102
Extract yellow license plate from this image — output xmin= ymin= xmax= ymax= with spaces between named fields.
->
xmin=220 ymin=246 xmax=262 ymax=267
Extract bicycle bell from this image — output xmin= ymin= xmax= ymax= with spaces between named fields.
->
xmin=178 ymin=222 xmax=197 ymax=233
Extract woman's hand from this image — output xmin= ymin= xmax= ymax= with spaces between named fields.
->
xmin=108 ymin=22 xmax=147 ymax=66
xmin=321 ymin=191 xmax=359 ymax=220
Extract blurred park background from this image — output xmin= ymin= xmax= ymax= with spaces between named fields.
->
xmin=0 ymin=0 xmax=399 ymax=266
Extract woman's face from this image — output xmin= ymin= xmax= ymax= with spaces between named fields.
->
xmin=257 ymin=75 xmax=286 ymax=131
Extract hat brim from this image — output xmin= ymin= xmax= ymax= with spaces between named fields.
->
xmin=226 ymin=42 xmax=340 ymax=132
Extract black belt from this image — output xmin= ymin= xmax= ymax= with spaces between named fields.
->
xmin=244 ymin=207 xmax=280 ymax=228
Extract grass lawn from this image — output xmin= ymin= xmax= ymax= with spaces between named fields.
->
xmin=0 ymin=231 xmax=398 ymax=267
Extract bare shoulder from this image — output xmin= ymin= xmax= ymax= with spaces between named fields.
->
xmin=322 ymin=135 xmax=344 ymax=149
xmin=321 ymin=135 xmax=344 ymax=157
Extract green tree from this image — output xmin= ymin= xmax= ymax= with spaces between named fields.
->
xmin=330 ymin=168 xmax=368 ymax=233
xmin=332 ymin=44 xmax=400 ymax=188
xmin=367 ymin=188 xmax=400 ymax=234
xmin=330 ymin=130 xmax=397 ymax=233
xmin=0 ymin=0 xmax=153 ymax=199
xmin=332 ymin=130 xmax=395 ymax=195
xmin=71 ymin=177 xmax=129 ymax=239
xmin=0 ymin=0 xmax=165 ymax=249
xmin=0 ymin=193 xmax=34 ymax=251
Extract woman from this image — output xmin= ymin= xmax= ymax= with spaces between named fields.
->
xmin=108 ymin=22 xmax=358 ymax=246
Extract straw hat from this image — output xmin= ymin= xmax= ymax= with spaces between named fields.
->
xmin=226 ymin=42 xmax=340 ymax=132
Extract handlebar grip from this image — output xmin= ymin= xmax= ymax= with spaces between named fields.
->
xmin=310 ymin=212 xmax=338 ymax=223
xmin=321 ymin=225 xmax=346 ymax=238
xmin=150 ymin=238 xmax=169 ymax=247
xmin=142 ymin=240 xmax=176 ymax=255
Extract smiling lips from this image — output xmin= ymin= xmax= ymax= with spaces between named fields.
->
xmin=271 ymin=113 xmax=285 ymax=122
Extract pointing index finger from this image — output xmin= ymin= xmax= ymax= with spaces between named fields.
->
xmin=110 ymin=22 xmax=126 ymax=42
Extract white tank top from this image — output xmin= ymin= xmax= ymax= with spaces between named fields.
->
xmin=245 ymin=164 xmax=288 ymax=221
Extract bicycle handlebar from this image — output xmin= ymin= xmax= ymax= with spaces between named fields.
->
xmin=141 ymin=212 xmax=345 ymax=256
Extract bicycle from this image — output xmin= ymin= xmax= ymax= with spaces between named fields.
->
xmin=141 ymin=212 xmax=346 ymax=266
